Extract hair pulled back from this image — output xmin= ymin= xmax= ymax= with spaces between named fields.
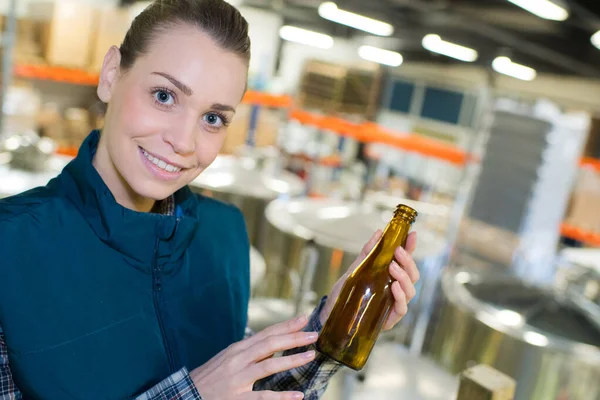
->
xmin=119 ymin=0 xmax=251 ymax=70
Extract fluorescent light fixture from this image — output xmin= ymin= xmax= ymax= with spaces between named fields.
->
xmin=422 ymin=34 xmax=478 ymax=62
xmin=524 ymin=331 xmax=549 ymax=347
xmin=492 ymin=56 xmax=537 ymax=81
xmin=506 ymin=0 xmax=568 ymax=21
xmin=497 ymin=310 xmax=524 ymax=327
xmin=318 ymin=2 xmax=394 ymax=36
xmin=592 ymin=31 xmax=600 ymax=50
xmin=278 ymin=26 xmax=334 ymax=49
xmin=358 ymin=45 xmax=403 ymax=67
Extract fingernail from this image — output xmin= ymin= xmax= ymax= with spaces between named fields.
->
xmin=296 ymin=315 xmax=307 ymax=323
xmin=392 ymin=261 xmax=402 ymax=273
xmin=398 ymin=246 xmax=407 ymax=255
xmin=303 ymin=350 xmax=316 ymax=359
xmin=305 ymin=332 xmax=318 ymax=341
xmin=293 ymin=393 xmax=305 ymax=400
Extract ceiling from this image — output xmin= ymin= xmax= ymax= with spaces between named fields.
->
xmin=241 ymin=0 xmax=600 ymax=78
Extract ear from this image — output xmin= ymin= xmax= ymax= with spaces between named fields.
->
xmin=97 ymin=46 xmax=122 ymax=103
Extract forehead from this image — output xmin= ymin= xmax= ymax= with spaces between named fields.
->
xmin=131 ymin=25 xmax=248 ymax=104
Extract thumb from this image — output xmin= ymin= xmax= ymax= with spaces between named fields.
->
xmin=349 ymin=229 xmax=382 ymax=272
xmin=361 ymin=229 xmax=382 ymax=259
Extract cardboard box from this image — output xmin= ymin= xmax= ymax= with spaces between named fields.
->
xmin=28 ymin=1 xmax=95 ymax=68
xmin=221 ymin=104 xmax=280 ymax=154
xmin=89 ymin=7 xmax=131 ymax=71
xmin=0 ymin=17 xmax=45 ymax=64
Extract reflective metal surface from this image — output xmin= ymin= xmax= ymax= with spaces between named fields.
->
xmin=426 ymin=266 xmax=600 ymax=400
xmin=0 ymin=157 xmax=70 ymax=198
xmin=189 ymin=154 xmax=305 ymax=250
xmin=260 ymin=197 xmax=446 ymax=346
xmin=262 ymin=197 xmax=445 ymax=297
xmin=557 ymin=248 xmax=600 ymax=307
xmin=249 ymin=246 xmax=266 ymax=293
xmin=322 ymin=343 xmax=458 ymax=400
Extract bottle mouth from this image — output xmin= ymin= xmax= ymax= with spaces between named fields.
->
xmin=394 ymin=204 xmax=418 ymax=223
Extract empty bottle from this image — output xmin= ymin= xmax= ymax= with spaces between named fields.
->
xmin=316 ymin=204 xmax=418 ymax=370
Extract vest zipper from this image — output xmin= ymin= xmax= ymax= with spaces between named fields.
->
xmin=153 ymin=238 xmax=175 ymax=372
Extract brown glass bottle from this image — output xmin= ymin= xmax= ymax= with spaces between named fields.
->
xmin=316 ymin=204 xmax=417 ymax=370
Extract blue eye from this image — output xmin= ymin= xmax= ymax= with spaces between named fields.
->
xmin=154 ymin=90 xmax=174 ymax=105
xmin=204 ymin=113 xmax=224 ymax=127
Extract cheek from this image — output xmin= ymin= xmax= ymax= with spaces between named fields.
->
xmin=195 ymin=132 xmax=227 ymax=167
xmin=111 ymin=88 xmax=160 ymax=138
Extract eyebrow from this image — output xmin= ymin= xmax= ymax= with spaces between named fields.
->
xmin=152 ymin=72 xmax=193 ymax=96
xmin=211 ymin=103 xmax=236 ymax=113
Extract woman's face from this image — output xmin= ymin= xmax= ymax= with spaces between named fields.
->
xmin=96 ymin=24 xmax=248 ymax=206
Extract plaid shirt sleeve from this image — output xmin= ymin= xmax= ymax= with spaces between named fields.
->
xmin=134 ymin=368 xmax=201 ymax=400
xmin=0 ymin=328 xmax=23 ymax=400
xmin=252 ymin=297 xmax=343 ymax=399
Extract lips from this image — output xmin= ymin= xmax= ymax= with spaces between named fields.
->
xmin=140 ymin=148 xmax=182 ymax=173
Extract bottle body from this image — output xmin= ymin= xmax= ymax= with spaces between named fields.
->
xmin=316 ymin=204 xmax=417 ymax=370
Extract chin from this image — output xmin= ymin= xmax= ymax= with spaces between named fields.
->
xmin=129 ymin=179 xmax=181 ymax=202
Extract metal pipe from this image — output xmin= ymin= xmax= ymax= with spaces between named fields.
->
xmin=0 ymin=0 xmax=18 ymax=135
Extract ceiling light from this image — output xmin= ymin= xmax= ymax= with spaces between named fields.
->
xmin=358 ymin=45 xmax=403 ymax=67
xmin=506 ymin=0 xmax=568 ymax=21
xmin=422 ymin=34 xmax=478 ymax=62
xmin=492 ymin=56 xmax=537 ymax=81
xmin=591 ymin=31 xmax=600 ymax=50
xmin=524 ymin=331 xmax=549 ymax=347
xmin=278 ymin=26 xmax=334 ymax=49
xmin=318 ymin=2 xmax=394 ymax=36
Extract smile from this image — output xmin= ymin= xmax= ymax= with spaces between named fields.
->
xmin=141 ymin=148 xmax=182 ymax=173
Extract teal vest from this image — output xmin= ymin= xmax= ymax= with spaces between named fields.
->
xmin=0 ymin=131 xmax=250 ymax=399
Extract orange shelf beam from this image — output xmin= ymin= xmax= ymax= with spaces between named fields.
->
xmin=580 ymin=157 xmax=600 ymax=173
xmin=242 ymin=91 xmax=292 ymax=108
xmin=14 ymin=64 xmax=100 ymax=85
xmin=561 ymin=224 xmax=600 ymax=247
xmin=56 ymin=146 xmax=78 ymax=158
xmin=289 ymin=109 xmax=469 ymax=166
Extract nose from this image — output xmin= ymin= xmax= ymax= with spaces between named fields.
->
xmin=164 ymin=117 xmax=197 ymax=155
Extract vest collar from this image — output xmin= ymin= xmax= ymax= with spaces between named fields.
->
xmin=60 ymin=130 xmax=200 ymax=270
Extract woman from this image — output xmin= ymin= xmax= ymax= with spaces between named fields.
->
xmin=0 ymin=1 xmax=420 ymax=399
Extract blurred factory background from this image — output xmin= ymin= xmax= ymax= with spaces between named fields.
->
xmin=1 ymin=0 xmax=600 ymax=399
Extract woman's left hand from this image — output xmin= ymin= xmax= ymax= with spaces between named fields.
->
xmin=319 ymin=230 xmax=420 ymax=331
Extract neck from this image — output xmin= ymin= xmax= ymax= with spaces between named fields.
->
xmin=92 ymin=136 xmax=156 ymax=213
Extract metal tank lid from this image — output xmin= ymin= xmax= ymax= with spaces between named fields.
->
xmin=190 ymin=154 xmax=305 ymax=200
xmin=442 ymin=266 xmax=600 ymax=361
xmin=265 ymin=197 xmax=445 ymax=258
xmin=0 ymin=155 xmax=71 ymax=198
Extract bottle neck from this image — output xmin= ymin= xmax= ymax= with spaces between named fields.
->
xmin=378 ymin=216 xmax=412 ymax=256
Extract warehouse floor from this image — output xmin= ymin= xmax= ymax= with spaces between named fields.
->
xmin=322 ymin=344 xmax=459 ymax=400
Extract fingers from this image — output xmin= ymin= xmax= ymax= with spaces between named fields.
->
xmin=241 ymin=315 xmax=309 ymax=348
xmin=347 ymin=230 xmax=383 ymax=272
xmin=394 ymin=245 xmax=420 ymax=283
xmin=361 ymin=229 xmax=383 ymax=258
xmin=384 ymin=281 xmax=408 ymax=330
xmin=245 ymin=350 xmax=316 ymax=382
xmin=247 ymin=390 xmax=305 ymax=400
xmin=242 ymin=331 xmax=318 ymax=364
xmin=405 ymin=231 xmax=417 ymax=255
xmin=389 ymin=261 xmax=416 ymax=302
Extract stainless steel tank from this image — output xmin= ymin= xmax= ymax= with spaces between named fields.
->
xmin=259 ymin=197 xmax=446 ymax=344
xmin=0 ymin=134 xmax=70 ymax=198
xmin=261 ymin=197 xmax=445 ymax=297
xmin=426 ymin=266 xmax=600 ymax=400
xmin=189 ymin=153 xmax=305 ymax=251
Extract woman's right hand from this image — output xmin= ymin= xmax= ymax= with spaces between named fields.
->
xmin=189 ymin=315 xmax=318 ymax=400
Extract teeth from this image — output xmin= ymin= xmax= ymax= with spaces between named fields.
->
xmin=142 ymin=149 xmax=182 ymax=173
